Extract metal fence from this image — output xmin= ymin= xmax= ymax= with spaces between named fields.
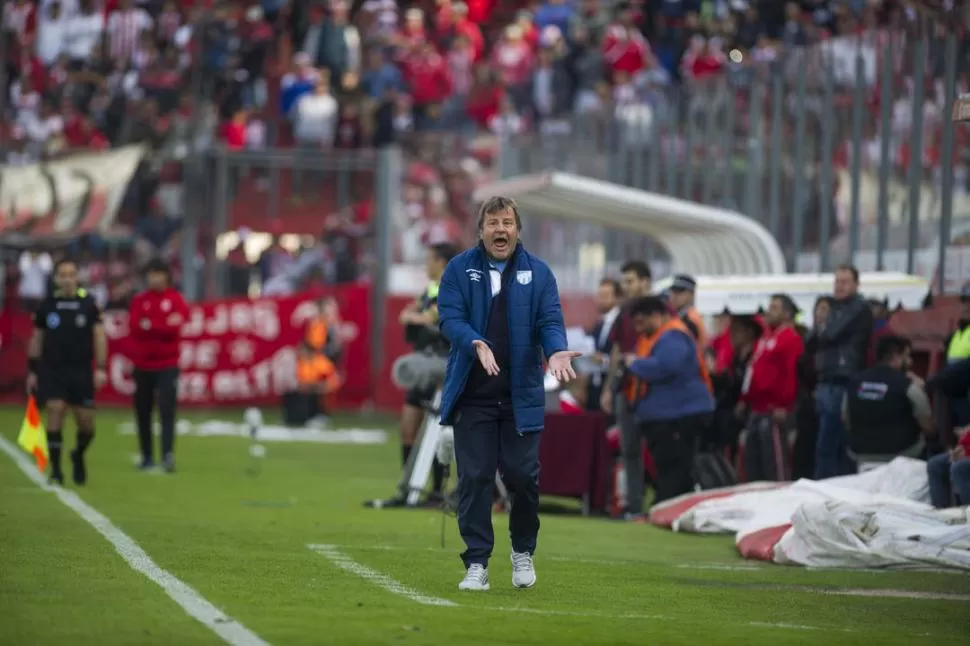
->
xmin=498 ymin=24 xmax=970 ymax=291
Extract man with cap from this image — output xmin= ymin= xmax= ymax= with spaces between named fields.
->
xmin=667 ymin=274 xmax=707 ymax=349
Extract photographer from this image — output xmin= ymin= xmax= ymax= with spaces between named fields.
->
xmin=397 ymin=243 xmax=459 ymax=502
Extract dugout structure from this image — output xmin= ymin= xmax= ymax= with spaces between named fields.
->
xmin=473 ymin=173 xmax=787 ymax=276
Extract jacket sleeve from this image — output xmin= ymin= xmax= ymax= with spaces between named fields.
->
xmin=777 ymin=330 xmax=805 ymax=411
xmin=818 ymin=299 xmax=870 ymax=345
xmin=438 ymin=259 xmax=483 ymax=357
xmin=628 ymin=332 xmax=692 ymax=382
xmin=536 ymin=268 xmax=568 ymax=359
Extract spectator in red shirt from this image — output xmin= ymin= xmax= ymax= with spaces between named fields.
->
xmin=466 ymin=65 xmax=503 ymax=129
xmin=222 ymin=109 xmax=248 ymax=150
xmin=127 ymin=258 xmax=188 ymax=473
xmin=739 ymin=294 xmax=805 ymax=481
xmin=602 ymin=4 xmax=651 ymax=80
xmin=403 ymin=41 xmax=453 ymax=125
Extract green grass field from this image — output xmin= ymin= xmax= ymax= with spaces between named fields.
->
xmin=1 ymin=405 xmax=968 ymax=646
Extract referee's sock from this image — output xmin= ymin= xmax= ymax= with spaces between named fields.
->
xmin=402 ymin=444 xmax=413 ymax=467
xmin=76 ymin=431 xmax=94 ymax=455
xmin=47 ymin=430 xmax=63 ymax=476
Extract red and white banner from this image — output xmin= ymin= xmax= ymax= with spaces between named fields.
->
xmin=0 ymin=286 xmax=372 ymax=408
xmin=0 ymin=144 xmax=146 ymax=238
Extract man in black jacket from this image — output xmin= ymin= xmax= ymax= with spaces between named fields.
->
xmin=814 ymin=265 xmax=872 ymax=478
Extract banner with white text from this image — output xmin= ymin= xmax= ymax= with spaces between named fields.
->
xmin=0 ymin=287 xmax=372 ymax=408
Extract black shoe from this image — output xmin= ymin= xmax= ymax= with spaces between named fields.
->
xmin=70 ymin=450 xmax=87 ymax=486
xmin=49 ymin=470 xmax=64 ymax=486
xmin=162 ymin=454 xmax=175 ymax=474
xmin=137 ymin=458 xmax=156 ymax=471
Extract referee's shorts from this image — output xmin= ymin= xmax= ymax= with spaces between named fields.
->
xmin=39 ymin=366 xmax=95 ymax=409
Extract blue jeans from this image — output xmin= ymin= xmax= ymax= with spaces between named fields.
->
xmin=814 ymin=383 xmax=856 ymax=479
xmin=927 ymin=452 xmax=970 ymax=508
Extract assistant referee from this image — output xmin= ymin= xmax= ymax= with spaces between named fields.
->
xmin=26 ymin=258 xmax=107 ymax=486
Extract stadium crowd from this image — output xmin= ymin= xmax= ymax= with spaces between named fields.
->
xmin=564 ymin=261 xmax=970 ymax=518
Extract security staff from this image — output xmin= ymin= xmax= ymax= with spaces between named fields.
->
xmin=944 ymin=283 xmax=970 ymax=426
xmin=26 ymin=258 xmax=107 ymax=486
xmin=397 ymin=243 xmax=458 ymax=501
xmin=438 ymin=196 xmax=579 ymax=592
xmin=625 ymin=296 xmax=714 ymax=503
xmin=666 ymin=274 xmax=707 ymax=348
xmin=843 ymin=335 xmax=933 ymax=467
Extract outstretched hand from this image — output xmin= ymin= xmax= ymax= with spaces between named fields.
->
xmin=472 ymin=340 xmax=500 ymax=376
xmin=549 ymin=351 xmax=582 ymax=384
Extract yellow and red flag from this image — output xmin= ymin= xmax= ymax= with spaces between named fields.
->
xmin=17 ymin=396 xmax=48 ymax=472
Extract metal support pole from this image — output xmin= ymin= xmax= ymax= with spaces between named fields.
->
xmin=876 ymin=33 xmax=894 ymax=271
xmin=906 ymin=34 xmax=927 ymax=275
xmin=180 ymin=155 xmax=201 ymax=301
xmin=371 ymin=147 xmax=401 ymax=399
xmin=768 ymin=66 xmax=783 ymax=237
xmin=721 ymin=78 xmax=736 ymax=208
xmin=791 ymin=60 xmax=808 ymax=265
xmin=745 ymin=80 xmax=764 ymax=223
xmin=701 ymin=83 xmax=717 ymax=205
xmin=938 ymin=31 xmax=958 ymax=292
xmin=819 ymin=64 xmax=835 ymax=272
xmin=848 ymin=47 xmax=866 ymax=265
xmin=683 ymin=95 xmax=697 ymax=200
xmin=213 ymin=150 xmax=230 ymax=297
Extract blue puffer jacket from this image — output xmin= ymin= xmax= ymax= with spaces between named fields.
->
xmin=438 ymin=242 xmax=568 ymax=432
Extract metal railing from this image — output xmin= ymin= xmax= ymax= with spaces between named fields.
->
xmin=497 ymin=24 xmax=969 ymax=290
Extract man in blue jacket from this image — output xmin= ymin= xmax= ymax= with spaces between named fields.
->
xmin=624 ymin=296 xmax=714 ymax=504
xmin=438 ymin=195 xmax=580 ymax=592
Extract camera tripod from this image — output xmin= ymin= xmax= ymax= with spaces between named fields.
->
xmin=364 ymin=390 xmax=509 ymax=510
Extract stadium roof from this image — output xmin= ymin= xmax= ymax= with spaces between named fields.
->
xmin=472 ymin=172 xmax=787 ymax=276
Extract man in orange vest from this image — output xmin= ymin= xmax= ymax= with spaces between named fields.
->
xmin=295 ymin=296 xmax=342 ymax=426
xmin=666 ymin=274 xmax=707 ymax=349
xmin=624 ymin=296 xmax=714 ymax=505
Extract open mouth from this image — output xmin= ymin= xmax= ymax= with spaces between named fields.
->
xmin=492 ymin=237 xmax=509 ymax=251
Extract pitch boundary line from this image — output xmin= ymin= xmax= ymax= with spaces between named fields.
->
xmin=0 ymin=435 xmax=269 ymax=646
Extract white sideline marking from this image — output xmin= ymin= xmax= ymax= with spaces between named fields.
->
xmin=821 ymin=588 xmax=970 ymax=603
xmin=332 ymin=544 xmax=763 ymax=570
xmin=0 ymin=435 xmax=268 ymax=646
xmin=307 ymin=544 xmax=662 ymax=619
xmin=307 ymin=544 xmax=458 ymax=607
xmin=675 ymin=563 xmax=763 ymax=572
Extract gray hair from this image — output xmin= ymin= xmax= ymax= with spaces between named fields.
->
xmin=477 ymin=196 xmax=522 ymax=231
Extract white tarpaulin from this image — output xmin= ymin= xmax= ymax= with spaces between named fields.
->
xmin=653 ymin=458 xmax=970 ymax=571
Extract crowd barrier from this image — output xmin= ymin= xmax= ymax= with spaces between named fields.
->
xmin=0 ymin=287 xmax=372 ymax=408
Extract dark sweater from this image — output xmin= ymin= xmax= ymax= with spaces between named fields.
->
xmin=462 ymin=263 xmax=512 ymax=405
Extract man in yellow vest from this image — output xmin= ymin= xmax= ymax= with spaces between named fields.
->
xmin=943 ymin=283 xmax=970 ymax=426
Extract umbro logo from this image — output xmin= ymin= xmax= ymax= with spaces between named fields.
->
xmin=466 ymin=269 xmax=482 ymax=282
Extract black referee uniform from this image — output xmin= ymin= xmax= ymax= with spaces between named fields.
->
xmin=32 ymin=286 xmax=102 ymax=484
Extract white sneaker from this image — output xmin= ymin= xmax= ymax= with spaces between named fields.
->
xmin=511 ymin=551 xmax=536 ymax=589
xmin=458 ymin=564 xmax=489 ymax=591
